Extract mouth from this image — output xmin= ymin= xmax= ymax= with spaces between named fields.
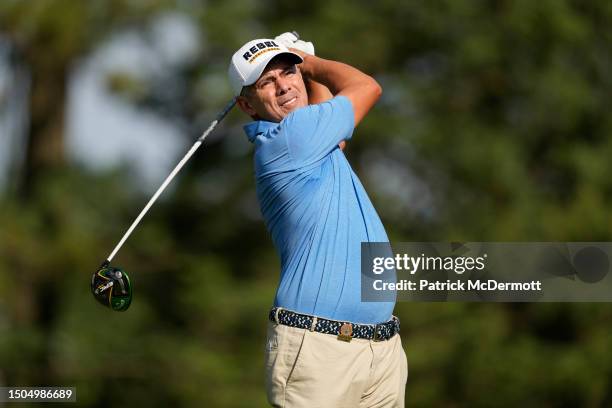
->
xmin=279 ymin=96 xmax=298 ymax=108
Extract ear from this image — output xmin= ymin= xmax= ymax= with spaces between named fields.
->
xmin=236 ymin=95 xmax=258 ymax=118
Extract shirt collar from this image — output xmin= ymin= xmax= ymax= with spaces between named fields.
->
xmin=243 ymin=120 xmax=278 ymax=143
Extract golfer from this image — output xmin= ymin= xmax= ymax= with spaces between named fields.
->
xmin=228 ymin=34 xmax=407 ymax=407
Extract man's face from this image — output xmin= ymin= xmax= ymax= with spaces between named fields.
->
xmin=237 ymin=56 xmax=308 ymax=122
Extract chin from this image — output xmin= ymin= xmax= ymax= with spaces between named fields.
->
xmin=287 ymin=105 xmax=301 ymax=113
xmin=281 ymin=105 xmax=299 ymax=116
xmin=277 ymin=97 xmax=307 ymax=119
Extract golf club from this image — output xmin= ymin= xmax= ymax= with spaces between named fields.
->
xmin=91 ymin=97 xmax=237 ymax=311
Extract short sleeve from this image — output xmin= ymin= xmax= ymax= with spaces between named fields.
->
xmin=281 ymin=95 xmax=354 ymax=165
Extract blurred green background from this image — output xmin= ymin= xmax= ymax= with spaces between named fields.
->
xmin=1 ymin=0 xmax=612 ymax=406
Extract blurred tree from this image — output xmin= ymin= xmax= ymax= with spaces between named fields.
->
xmin=0 ymin=0 xmax=174 ymax=197
xmin=0 ymin=0 xmax=177 ymax=390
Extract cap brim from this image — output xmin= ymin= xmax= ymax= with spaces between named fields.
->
xmin=243 ymin=51 xmax=303 ymax=88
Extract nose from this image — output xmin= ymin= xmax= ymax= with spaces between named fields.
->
xmin=276 ymin=76 xmax=291 ymax=95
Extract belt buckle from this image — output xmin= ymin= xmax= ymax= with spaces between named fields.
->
xmin=373 ymin=324 xmax=382 ymax=342
xmin=337 ymin=323 xmax=353 ymax=342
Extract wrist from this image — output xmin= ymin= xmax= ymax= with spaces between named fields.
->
xmin=298 ymin=54 xmax=316 ymax=79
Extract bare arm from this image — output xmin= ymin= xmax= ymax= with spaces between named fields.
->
xmin=305 ymin=78 xmax=333 ymax=105
xmin=293 ymin=50 xmax=382 ymax=126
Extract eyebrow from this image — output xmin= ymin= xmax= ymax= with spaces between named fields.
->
xmin=257 ymin=73 xmax=275 ymax=85
xmin=256 ymin=64 xmax=296 ymax=87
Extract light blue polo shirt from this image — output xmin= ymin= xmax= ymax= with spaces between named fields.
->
xmin=244 ymin=95 xmax=394 ymax=324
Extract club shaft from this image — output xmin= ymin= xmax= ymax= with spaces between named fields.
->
xmin=106 ymin=98 xmax=237 ymax=262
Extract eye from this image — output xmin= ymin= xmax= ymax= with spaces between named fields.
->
xmin=258 ymin=79 xmax=273 ymax=88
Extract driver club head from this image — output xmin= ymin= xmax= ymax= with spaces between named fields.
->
xmin=91 ymin=262 xmax=132 ymax=311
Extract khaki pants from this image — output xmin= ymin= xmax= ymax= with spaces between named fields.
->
xmin=265 ymin=322 xmax=408 ymax=407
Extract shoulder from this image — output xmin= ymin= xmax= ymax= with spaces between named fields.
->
xmin=281 ymin=96 xmax=354 ymax=131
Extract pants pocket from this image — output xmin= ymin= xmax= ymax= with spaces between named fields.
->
xmin=265 ymin=324 xmax=309 ymax=407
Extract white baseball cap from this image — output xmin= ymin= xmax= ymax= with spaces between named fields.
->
xmin=228 ymin=38 xmax=303 ymax=95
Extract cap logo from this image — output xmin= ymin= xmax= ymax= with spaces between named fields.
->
xmin=242 ymin=41 xmax=280 ymax=63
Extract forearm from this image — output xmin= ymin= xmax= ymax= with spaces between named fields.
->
xmin=300 ymin=55 xmax=378 ymax=95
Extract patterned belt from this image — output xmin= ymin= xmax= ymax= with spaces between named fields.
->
xmin=268 ymin=307 xmax=400 ymax=342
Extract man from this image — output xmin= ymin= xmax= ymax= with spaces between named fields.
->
xmin=228 ymin=34 xmax=408 ymax=407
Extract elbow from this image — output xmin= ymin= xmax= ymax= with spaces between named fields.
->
xmin=370 ymin=78 xmax=382 ymax=101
